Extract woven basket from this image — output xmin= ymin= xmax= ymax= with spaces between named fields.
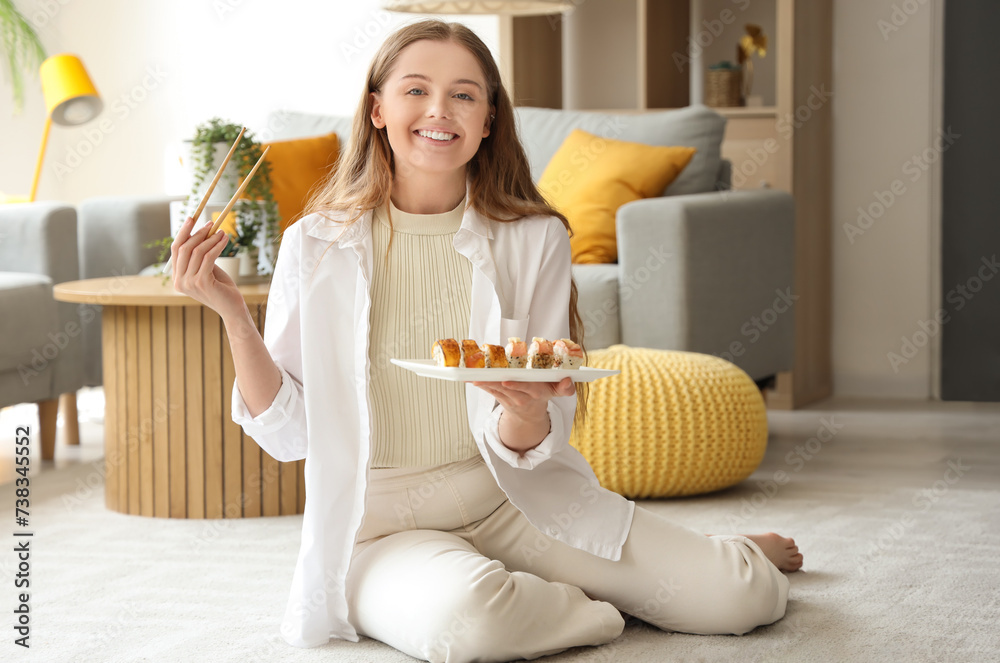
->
xmin=569 ymin=345 xmax=767 ymax=498
xmin=706 ymin=69 xmax=743 ymax=108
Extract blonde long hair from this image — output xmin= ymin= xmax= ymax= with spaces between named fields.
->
xmin=302 ymin=20 xmax=588 ymax=424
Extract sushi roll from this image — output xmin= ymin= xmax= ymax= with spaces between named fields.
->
xmin=481 ymin=344 xmax=509 ymax=368
xmin=432 ymin=339 xmax=461 ymax=367
xmin=526 ymin=337 xmax=556 ymax=369
xmin=505 ymin=337 xmax=527 ymax=368
xmin=461 ymin=339 xmax=485 ymax=368
xmin=553 ymin=338 xmax=584 ymax=369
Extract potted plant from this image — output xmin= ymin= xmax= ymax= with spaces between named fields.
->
xmin=147 ymin=118 xmax=280 ymax=279
xmin=1 ymin=0 xmax=47 ymax=114
xmin=185 ymin=118 xmax=279 ymax=276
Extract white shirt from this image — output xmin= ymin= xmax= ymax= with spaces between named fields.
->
xmin=231 ymin=189 xmax=636 ymax=648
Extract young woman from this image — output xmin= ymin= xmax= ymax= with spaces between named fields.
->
xmin=171 ymin=19 xmax=802 ymax=663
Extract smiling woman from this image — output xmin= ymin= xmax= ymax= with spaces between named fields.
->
xmin=165 ymin=19 xmax=799 ymax=662
xmin=369 ymin=40 xmax=494 ymax=213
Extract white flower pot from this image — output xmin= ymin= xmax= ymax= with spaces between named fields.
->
xmin=181 ymin=141 xmax=241 ymax=206
xmin=216 ymin=256 xmax=241 ymax=282
xmin=239 ymin=249 xmax=259 ymax=277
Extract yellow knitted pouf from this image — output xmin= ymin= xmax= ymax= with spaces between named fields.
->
xmin=570 ymin=345 xmax=768 ymax=498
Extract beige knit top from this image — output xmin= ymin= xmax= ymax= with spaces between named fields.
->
xmin=367 ymin=196 xmax=479 ymax=468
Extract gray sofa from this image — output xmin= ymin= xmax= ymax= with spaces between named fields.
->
xmin=0 ymin=202 xmax=85 ymax=459
xmin=78 ymin=104 xmax=794 ymax=383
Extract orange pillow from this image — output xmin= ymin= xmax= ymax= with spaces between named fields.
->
xmin=538 ymin=129 xmax=695 ymax=264
xmin=262 ymin=132 xmax=340 ymax=232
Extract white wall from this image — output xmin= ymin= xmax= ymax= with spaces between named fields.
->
xmin=2 ymin=0 xmax=941 ymax=400
xmin=831 ymin=0 xmax=940 ymax=399
xmin=0 ymin=0 xmax=498 ymax=203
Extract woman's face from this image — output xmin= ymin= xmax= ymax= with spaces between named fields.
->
xmin=370 ymin=39 xmax=492 ymax=180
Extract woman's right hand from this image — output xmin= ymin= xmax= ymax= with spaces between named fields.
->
xmin=170 ymin=215 xmax=245 ymax=319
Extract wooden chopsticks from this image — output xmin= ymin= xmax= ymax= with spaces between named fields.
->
xmin=189 ymin=127 xmax=245 ymax=226
xmin=186 ymin=125 xmax=271 ymax=236
xmin=208 ymin=145 xmax=270 ymax=235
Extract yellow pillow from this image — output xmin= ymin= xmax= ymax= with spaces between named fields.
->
xmin=538 ymin=129 xmax=695 ymax=264
xmin=261 ymin=132 xmax=340 ymax=232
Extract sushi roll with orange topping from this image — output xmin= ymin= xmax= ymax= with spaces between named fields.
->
xmin=481 ymin=343 xmax=509 ymax=368
xmin=432 ymin=339 xmax=461 ymax=367
xmin=505 ymin=337 xmax=527 ymax=368
xmin=461 ymin=339 xmax=485 ymax=368
xmin=526 ymin=337 xmax=556 ymax=369
xmin=553 ymin=338 xmax=584 ymax=369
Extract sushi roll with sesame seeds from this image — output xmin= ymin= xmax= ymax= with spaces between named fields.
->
xmin=526 ymin=337 xmax=556 ymax=369
xmin=553 ymin=338 xmax=584 ymax=369
xmin=505 ymin=337 xmax=527 ymax=368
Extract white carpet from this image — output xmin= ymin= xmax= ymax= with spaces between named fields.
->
xmin=3 ymin=402 xmax=999 ymax=663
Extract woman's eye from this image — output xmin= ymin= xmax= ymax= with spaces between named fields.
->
xmin=455 ymin=93 xmax=473 ymax=101
xmin=406 ymin=88 xmax=424 ymax=96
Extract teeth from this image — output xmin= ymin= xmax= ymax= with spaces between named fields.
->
xmin=417 ymin=130 xmax=456 ymax=141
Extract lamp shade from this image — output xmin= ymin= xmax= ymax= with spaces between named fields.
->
xmin=382 ymin=0 xmax=574 ymax=15
xmin=39 ymin=54 xmax=102 ymax=126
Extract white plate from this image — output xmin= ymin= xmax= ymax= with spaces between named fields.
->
xmin=390 ymin=359 xmax=620 ymax=383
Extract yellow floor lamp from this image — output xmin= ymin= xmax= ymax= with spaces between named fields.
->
xmin=29 ymin=54 xmax=102 ymax=202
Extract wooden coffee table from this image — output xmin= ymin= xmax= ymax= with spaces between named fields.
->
xmin=53 ymin=275 xmax=304 ymax=519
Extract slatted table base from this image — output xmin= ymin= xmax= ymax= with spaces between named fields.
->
xmin=101 ymin=302 xmax=305 ymax=518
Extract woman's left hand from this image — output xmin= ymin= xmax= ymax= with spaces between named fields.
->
xmin=470 ymin=378 xmax=575 ymax=453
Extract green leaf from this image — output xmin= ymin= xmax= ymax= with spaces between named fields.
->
xmin=0 ymin=0 xmax=48 ymax=114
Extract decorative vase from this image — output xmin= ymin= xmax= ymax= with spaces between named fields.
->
xmin=216 ymin=255 xmax=241 ymax=283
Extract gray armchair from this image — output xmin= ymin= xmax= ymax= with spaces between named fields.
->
xmin=0 ymin=202 xmax=84 ymax=459
xmin=575 ymin=189 xmax=795 ymax=381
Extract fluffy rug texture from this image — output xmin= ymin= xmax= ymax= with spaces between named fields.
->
xmin=2 ymin=402 xmax=998 ymax=663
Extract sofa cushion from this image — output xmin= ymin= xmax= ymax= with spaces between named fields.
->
xmin=262 ymin=132 xmax=340 ymax=232
xmin=515 ymin=105 xmax=726 ymax=197
xmin=539 ymin=129 xmax=694 ymax=263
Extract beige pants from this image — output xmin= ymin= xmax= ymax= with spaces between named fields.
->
xmin=347 ymin=456 xmax=789 ymax=663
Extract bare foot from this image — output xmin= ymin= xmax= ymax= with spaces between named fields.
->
xmin=743 ymin=533 xmax=803 ymax=572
